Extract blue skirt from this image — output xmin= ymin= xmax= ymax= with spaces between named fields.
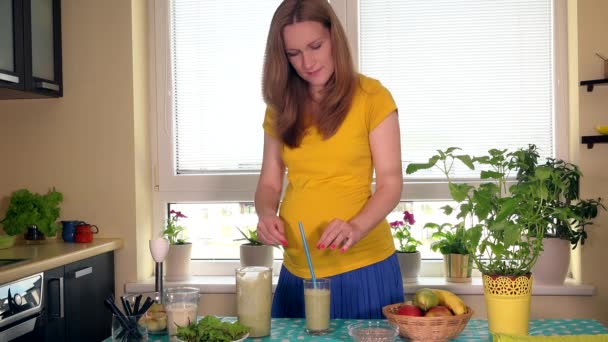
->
xmin=271 ymin=253 xmax=404 ymax=319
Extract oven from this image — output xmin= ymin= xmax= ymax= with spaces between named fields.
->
xmin=0 ymin=273 xmax=44 ymax=341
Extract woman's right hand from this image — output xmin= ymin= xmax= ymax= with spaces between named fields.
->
xmin=257 ymin=215 xmax=288 ymax=247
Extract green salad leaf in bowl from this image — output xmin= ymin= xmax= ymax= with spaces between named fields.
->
xmin=175 ymin=315 xmax=250 ymax=342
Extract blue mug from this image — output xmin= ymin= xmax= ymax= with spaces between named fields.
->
xmin=61 ymin=221 xmax=85 ymax=242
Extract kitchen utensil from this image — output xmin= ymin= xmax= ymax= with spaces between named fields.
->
xmin=123 ymin=292 xmax=166 ymax=335
xmin=297 ymin=221 xmax=317 ymax=286
xmin=61 ymin=220 xmax=85 ymax=242
xmin=149 ymin=238 xmax=170 ymax=300
xmin=164 ymin=287 xmax=200 ymax=337
xmin=348 ymin=321 xmax=399 ymax=342
xmin=236 ymin=266 xmax=272 ymax=337
xmin=74 ymin=223 xmax=99 ymax=243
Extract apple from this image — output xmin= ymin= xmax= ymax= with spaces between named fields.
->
xmin=424 ymin=305 xmax=453 ymax=317
xmin=396 ymin=304 xmax=423 ymax=317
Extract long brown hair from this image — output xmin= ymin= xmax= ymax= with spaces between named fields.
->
xmin=262 ymin=0 xmax=358 ymax=148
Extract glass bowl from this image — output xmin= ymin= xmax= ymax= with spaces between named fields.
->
xmin=348 ymin=321 xmax=399 ymax=342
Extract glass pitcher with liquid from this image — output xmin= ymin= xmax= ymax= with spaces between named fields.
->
xmin=235 ymin=266 xmax=272 ymax=337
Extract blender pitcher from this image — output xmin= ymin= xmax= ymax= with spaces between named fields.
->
xmin=235 ymin=266 xmax=272 ymax=337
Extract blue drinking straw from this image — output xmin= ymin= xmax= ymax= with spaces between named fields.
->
xmin=298 ymin=221 xmax=317 ymax=287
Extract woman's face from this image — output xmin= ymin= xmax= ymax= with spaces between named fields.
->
xmin=282 ymin=21 xmax=334 ymax=93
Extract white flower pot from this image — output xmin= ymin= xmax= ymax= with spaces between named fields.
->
xmin=239 ymin=244 xmax=274 ymax=268
xmin=165 ymin=243 xmax=192 ymax=281
xmin=531 ymin=237 xmax=570 ymax=285
xmin=397 ymin=251 xmax=421 ymax=283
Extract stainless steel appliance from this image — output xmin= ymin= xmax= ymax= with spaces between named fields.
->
xmin=0 ymin=273 xmax=43 ymax=341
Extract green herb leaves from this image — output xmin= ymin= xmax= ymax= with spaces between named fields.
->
xmin=175 ymin=315 xmax=249 ymax=342
xmin=0 ymin=188 xmax=63 ymax=236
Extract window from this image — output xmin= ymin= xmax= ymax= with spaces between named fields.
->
xmin=151 ymin=0 xmax=568 ymax=273
xmin=170 ymin=201 xmax=456 ymax=261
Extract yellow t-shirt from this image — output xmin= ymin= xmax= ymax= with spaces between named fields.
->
xmin=262 ymin=74 xmax=398 ymax=278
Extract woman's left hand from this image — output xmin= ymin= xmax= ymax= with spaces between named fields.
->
xmin=317 ymin=219 xmax=365 ymax=253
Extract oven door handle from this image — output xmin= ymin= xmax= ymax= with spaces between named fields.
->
xmin=48 ymin=277 xmax=64 ymax=318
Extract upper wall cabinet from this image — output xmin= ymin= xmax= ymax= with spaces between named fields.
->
xmin=0 ymin=0 xmax=62 ymax=99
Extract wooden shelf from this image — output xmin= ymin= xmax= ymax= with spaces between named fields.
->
xmin=580 ymin=78 xmax=608 ymax=92
xmin=581 ymin=135 xmax=608 ymax=149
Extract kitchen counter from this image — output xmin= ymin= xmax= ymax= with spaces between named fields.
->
xmin=0 ymin=238 xmax=122 ymax=283
xmin=103 ymin=318 xmax=608 ymax=341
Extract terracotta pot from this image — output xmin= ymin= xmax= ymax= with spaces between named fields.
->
xmin=396 ymin=251 xmax=421 ymax=283
xmin=165 ymin=243 xmax=192 ymax=281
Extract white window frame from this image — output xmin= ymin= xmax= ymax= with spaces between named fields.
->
xmin=149 ymin=0 xmax=569 ymax=276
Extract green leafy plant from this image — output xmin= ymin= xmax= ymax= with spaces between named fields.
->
xmin=406 ymin=145 xmax=564 ymax=276
xmin=161 ymin=210 xmax=188 ymax=245
xmin=234 ymin=227 xmax=263 ymax=246
xmin=175 ymin=315 xmax=249 ymax=342
xmin=390 ymin=211 xmax=422 ymax=253
xmin=516 ymin=156 xmax=605 ymax=249
xmin=0 ymin=188 xmax=63 ymax=237
xmin=424 ymin=222 xmax=476 ymax=255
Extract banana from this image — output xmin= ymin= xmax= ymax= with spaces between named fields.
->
xmin=430 ymin=289 xmax=467 ymax=315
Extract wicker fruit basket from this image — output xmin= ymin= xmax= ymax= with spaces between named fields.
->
xmin=382 ymin=303 xmax=474 ymax=342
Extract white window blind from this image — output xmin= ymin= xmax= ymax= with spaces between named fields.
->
xmin=171 ymin=0 xmax=281 ymax=174
xmin=359 ymin=0 xmax=555 ymax=178
xmin=168 ymin=0 xmax=556 ymax=179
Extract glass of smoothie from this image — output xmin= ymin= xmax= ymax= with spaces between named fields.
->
xmin=236 ymin=266 xmax=272 ymax=337
xmin=164 ymin=287 xmax=200 ymax=338
xmin=303 ymin=278 xmax=331 ymax=335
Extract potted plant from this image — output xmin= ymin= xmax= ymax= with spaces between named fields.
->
xmin=406 ymin=149 xmax=477 ymax=283
xmin=516 ymin=154 xmax=606 ymax=285
xmin=424 ymin=222 xmax=475 ymax=283
xmin=161 ymin=209 xmax=192 ymax=281
xmin=390 ymin=211 xmax=423 ymax=283
xmin=1 ymin=188 xmax=63 ymax=243
xmin=235 ymin=227 xmax=274 ymax=268
xmin=406 ymin=145 xmax=562 ymax=336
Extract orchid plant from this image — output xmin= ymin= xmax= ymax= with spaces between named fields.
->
xmin=390 ymin=211 xmax=422 ymax=253
xmin=161 ymin=210 xmax=188 ymax=245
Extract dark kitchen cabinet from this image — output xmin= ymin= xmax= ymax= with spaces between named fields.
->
xmin=41 ymin=265 xmax=66 ymax=341
xmin=38 ymin=252 xmax=114 ymax=342
xmin=0 ymin=0 xmax=63 ymax=99
xmin=64 ymin=252 xmax=114 ymax=341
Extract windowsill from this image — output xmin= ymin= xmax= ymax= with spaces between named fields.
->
xmin=125 ymin=276 xmax=594 ymax=296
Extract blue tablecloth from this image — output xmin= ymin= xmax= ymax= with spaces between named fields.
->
xmin=105 ymin=318 xmax=608 ymax=341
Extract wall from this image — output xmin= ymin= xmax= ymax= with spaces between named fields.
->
xmin=576 ymin=0 xmax=608 ymax=323
xmin=0 ymin=0 xmax=152 ymax=299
